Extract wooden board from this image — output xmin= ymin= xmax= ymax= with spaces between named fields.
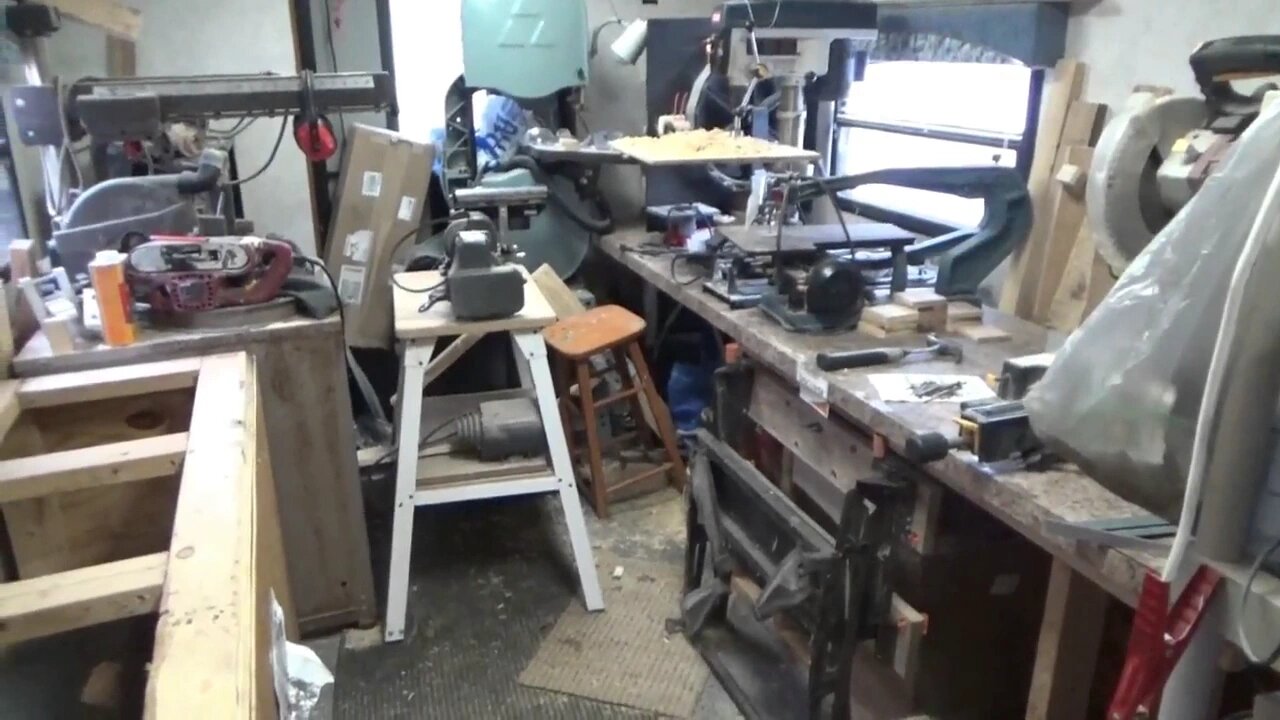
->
xmin=999 ymin=60 xmax=1086 ymax=315
xmin=45 ymin=0 xmax=142 ymax=40
xmin=1031 ymin=145 xmax=1096 ymax=323
xmin=530 ymin=264 xmax=587 ymax=319
xmin=393 ymin=269 xmax=558 ymax=340
xmin=146 ymin=353 xmax=294 ymax=719
xmin=610 ymin=130 xmax=818 ymax=167
xmin=1026 ymin=558 xmax=1109 ymax=720
xmin=17 ymin=357 xmax=202 ymax=409
xmin=953 ymin=323 xmax=1012 ymax=344
xmin=1011 ymin=102 xmax=1104 ymax=320
xmin=1045 ymin=222 xmax=1100 ymax=332
xmin=0 ymin=552 xmax=166 ymax=646
xmin=417 ymin=453 xmax=551 ymax=488
xmin=0 ymin=432 xmax=186 ymax=503
xmin=946 ymin=302 xmax=982 ymax=326
xmin=862 ymin=304 xmax=919 ymax=333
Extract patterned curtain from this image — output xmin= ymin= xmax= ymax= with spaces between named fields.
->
xmin=872 ymin=32 xmax=1022 ymax=65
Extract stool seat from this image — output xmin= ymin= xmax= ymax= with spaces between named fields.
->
xmin=544 ymin=305 xmax=647 ymax=360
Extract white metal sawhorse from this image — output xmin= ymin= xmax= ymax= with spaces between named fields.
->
xmin=384 ymin=270 xmax=604 ymax=642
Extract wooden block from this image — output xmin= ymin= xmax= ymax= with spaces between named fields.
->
xmin=41 ymin=316 xmax=77 ymax=355
xmin=45 ymin=0 xmax=142 ymax=40
xmin=894 ymin=291 xmax=948 ymax=333
xmin=861 ymin=304 xmax=919 ymax=333
xmin=858 ymin=321 xmax=912 ymax=340
xmin=81 ymin=661 xmax=124 ymax=709
xmin=1032 ymin=146 xmax=1095 ymax=323
xmin=1055 ymin=163 xmax=1087 ymax=195
xmin=530 ymin=264 xmax=587 ymax=320
xmin=947 ymin=302 xmax=982 ymax=326
xmin=8 ymin=240 xmax=38 ymax=280
xmin=954 ymin=323 xmax=1012 ymax=344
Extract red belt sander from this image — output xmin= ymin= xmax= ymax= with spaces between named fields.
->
xmin=125 ymin=235 xmax=293 ymax=313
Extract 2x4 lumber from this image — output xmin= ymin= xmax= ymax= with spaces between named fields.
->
xmin=44 ymin=0 xmax=142 ymax=40
xmin=0 ymin=432 xmax=187 ymax=503
xmin=18 ymin=357 xmax=202 ymax=409
xmin=1026 ymin=558 xmax=1109 ymax=720
xmin=1000 ymin=59 xmax=1086 ymax=315
xmin=146 ymin=354 xmax=289 ymax=720
xmin=0 ymin=552 xmax=166 ymax=646
xmin=1031 ymin=145 xmax=1096 ymax=323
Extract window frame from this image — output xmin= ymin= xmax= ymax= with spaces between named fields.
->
xmin=830 ymin=58 xmax=1045 ymax=234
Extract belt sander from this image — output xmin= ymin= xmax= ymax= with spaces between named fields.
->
xmin=124 ymin=235 xmax=293 ymax=313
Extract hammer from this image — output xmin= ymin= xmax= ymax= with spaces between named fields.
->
xmin=816 ymin=334 xmax=964 ymax=372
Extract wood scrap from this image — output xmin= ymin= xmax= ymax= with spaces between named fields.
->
xmin=531 ymin=264 xmax=587 ymax=319
xmin=1013 ymin=101 xmax=1105 ymax=320
xmin=858 ymin=322 xmax=913 ymax=340
xmin=954 ymin=323 xmax=1012 ymax=344
xmin=1046 ymin=222 xmax=1100 ymax=331
xmin=1031 ymin=145 xmax=1095 ymax=323
xmin=947 ymin=302 xmax=982 ymax=328
xmin=892 ymin=289 xmax=946 ymax=332
xmin=81 ymin=661 xmax=124 ymax=710
xmin=862 ymin=304 xmax=919 ymax=333
xmin=44 ymin=0 xmax=142 ymax=40
xmin=611 ymin=129 xmax=817 ymax=165
xmin=1000 ymin=59 xmax=1086 ymax=314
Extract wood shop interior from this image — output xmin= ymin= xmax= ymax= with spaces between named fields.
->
xmin=5 ymin=0 xmax=1280 ymax=718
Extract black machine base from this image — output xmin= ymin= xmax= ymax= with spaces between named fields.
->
xmin=757 ymin=290 xmax=861 ymax=333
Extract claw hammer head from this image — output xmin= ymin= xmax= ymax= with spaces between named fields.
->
xmin=925 ymin=334 xmax=964 ymax=364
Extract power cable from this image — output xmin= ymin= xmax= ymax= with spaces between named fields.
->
xmin=224 ymin=117 xmax=289 ymax=187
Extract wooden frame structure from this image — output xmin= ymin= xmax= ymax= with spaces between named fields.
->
xmin=0 ymin=353 xmax=294 ymax=717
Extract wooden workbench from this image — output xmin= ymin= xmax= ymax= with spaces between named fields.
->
xmin=11 ymin=315 xmax=376 ymax=636
xmin=601 ymin=229 xmax=1154 ymax=603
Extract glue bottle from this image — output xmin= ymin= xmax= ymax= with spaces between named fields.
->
xmin=88 ymin=250 xmax=137 ymax=347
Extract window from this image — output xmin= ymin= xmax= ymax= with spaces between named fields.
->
xmin=835 ymin=61 xmax=1037 ymax=229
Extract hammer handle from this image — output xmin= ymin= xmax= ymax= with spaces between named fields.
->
xmin=816 ymin=348 xmax=907 ymax=371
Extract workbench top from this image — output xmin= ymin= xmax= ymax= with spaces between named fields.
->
xmin=600 ymin=229 xmax=1155 ymax=605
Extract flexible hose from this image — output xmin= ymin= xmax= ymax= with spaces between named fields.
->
xmin=501 ymin=155 xmax=615 ymax=234
xmin=1164 ymin=151 xmax=1280 ymax=584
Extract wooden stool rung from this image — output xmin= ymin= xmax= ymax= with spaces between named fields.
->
xmin=596 ymin=386 xmax=641 ymax=408
xmin=610 ymin=463 xmax=674 ymax=495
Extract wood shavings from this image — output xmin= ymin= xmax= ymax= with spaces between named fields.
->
xmin=610 ymin=129 xmax=817 ymax=166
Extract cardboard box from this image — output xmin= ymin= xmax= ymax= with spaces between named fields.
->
xmin=325 ymin=124 xmax=435 ymax=349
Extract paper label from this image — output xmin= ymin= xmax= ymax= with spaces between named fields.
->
xmin=361 ymin=170 xmax=383 ymax=197
xmin=397 ymin=196 xmax=417 ymax=222
xmin=797 ymin=364 xmax=830 ymax=417
xmin=338 ymin=264 xmax=365 ymax=304
xmin=344 ymin=229 xmax=373 ymax=264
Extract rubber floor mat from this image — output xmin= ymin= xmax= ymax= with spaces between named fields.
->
xmin=518 ymin=554 xmax=709 ymax=718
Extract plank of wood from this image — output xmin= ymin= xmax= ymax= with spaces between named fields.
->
xmin=417 ymin=453 xmax=550 ymax=488
xmin=1031 ymin=146 xmax=1095 ymax=323
xmin=1045 ymin=223 xmax=1098 ymax=332
xmin=45 ymin=0 xmax=142 ymax=40
xmin=0 ymin=552 xmax=166 ymax=646
xmin=953 ymin=323 xmax=1012 ymax=344
xmin=0 ymin=282 xmax=14 ymax=380
xmin=862 ymin=304 xmax=919 ymax=332
xmin=888 ymin=595 xmax=927 ymax=689
xmin=147 ymin=353 xmax=291 ymax=719
xmin=0 ymin=432 xmax=186 ymax=503
xmin=947 ymin=302 xmax=982 ymax=326
xmin=1013 ymin=102 xmax=1103 ymax=320
xmin=422 ymin=334 xmax=482 ymax=388
xmin=999 ymin=59 xmax=1086 ymax=314
xmin=530 ymin=264 xmax=587 ymax=319
xmin=105 ymin=36 xmax=136 ymax=77
xmin=1026 ymin=558 xmax=1109 ymax=720
xmin=0 ymin=381 xmax=19 ymax=442
xmin=18 ymin=357 xmax=202 ymax=409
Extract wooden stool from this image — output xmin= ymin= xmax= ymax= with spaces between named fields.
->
xmin=543 ymin=305 xmax=686 ymax=518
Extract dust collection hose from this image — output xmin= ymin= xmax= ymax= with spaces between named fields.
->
xmin=501 ymin=155 xmax=615 ymax=234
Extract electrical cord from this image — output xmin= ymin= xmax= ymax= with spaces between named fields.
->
xmin=387 ymin=215 xmax=454 ymax=294
xmin=1238 ymin=534 xmax=1280 ymax=666
xmin=370 ymin=415 xmax=462 ymax=468
xmin=224 ymin=117 xmax=290 ymax=187
xmin=298 ymin=256 xmax=345 ymax=339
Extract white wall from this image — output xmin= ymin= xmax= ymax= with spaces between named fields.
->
xmin=1065 ymin=0 xmax=1280 ymax=108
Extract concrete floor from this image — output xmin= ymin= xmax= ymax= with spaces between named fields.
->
xmin=332 ymin=484 xmax=743 ymax=719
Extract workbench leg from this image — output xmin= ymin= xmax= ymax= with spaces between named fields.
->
xmin=385 ymin=343 xmax=430 ymax=643
xmin=1026 ymin=558 xmax=1108 ymax=720
xmin=515 ymin=332 xmax=604 ymax=612
xmin=511 ymin=333 xmax=534 ymax=389
xmin=643 ymin=283 xmax=659 ymax=348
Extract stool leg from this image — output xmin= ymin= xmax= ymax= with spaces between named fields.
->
xmin=555 ymin=356 xmax=582 ymax=473
xmin=612 ymin=347 xmax=656 ymax=446
xmin=577 ymin=360 xmax=611 ymax=518
xmin=514 ymin=332 xmax=604 ymax=611
xmin=626 ymin=342 xmax=687 ymax=489
xmin=386 ymin=343 xmax=430 ymax=643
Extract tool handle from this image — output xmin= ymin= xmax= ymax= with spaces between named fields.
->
xmin=816 ymin=348 xmax=904 ymax=371
xmin=904 ymin=432 xmax=958 ymax=464
xmin=1191 ymin=36 xmax=1280 ymax=114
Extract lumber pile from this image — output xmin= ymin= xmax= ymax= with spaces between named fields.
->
xmin=999 ymin=60 xmax=1118 ymax=332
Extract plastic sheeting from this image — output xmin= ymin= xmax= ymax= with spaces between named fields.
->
xmin=1025 ymin=105 xmax=1280 ymax=520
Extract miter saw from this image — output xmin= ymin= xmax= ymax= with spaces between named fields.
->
xmin=1090 ymin=35 xmax=1280 ymax=272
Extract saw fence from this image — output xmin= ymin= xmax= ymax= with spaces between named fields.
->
xmin=999 ymin=59 xmax=1119 ymax=331
xmin=0 ymin=352 xmax=294 ymax=718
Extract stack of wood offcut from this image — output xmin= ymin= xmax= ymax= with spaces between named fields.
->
xmin=860 ymin=290 xmax=1011 ymax=344
xmin=1000 ymin=59 xmax=1122 ymax=332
